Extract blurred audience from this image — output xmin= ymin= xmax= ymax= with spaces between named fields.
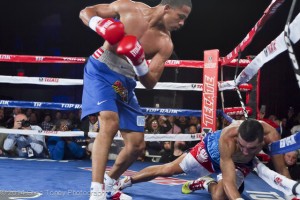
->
xmin=0 ymin=106 xmax=299 ymax=164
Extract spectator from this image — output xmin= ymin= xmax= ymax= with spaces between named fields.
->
xmin=175 ymin=116 xmax=189 ymax=133
xmin=266 ymin=150 xmax=300 ymax=180
xmin=5 ymin=107 xmax=23 ymax=128
xmin=53 ymin=111 xmax=62 ymax=125
xmin=40 ymin=113 xmax=54 ymax=131
xmin=47 ymin=119 xmax=86 ymax=160
xmin=145 ymin=118 xmax=164 ymax=156
xmin=286 ymin=107 xmax=296 ymax=130
xmin=166 ymin=116 xmax=181 ymax=134
xmin=3 ymin=113 xmax=47 ymax=158
xmin=0 ymin=127 xmax=9 ymax=156
xmin=25 ymin=108 xmax=33 ymax=119
xmin=159 ymin=141 xmax=173 ymax=163
xmin=291 ymin=124 xmax=300 ymax=135
xmin=70 ymin=110 xmax=81 ymax=130
xmin=157 ymin=115 xmax=172 ymax=133
xmin=186 ymin=124 xmax=198 ymax=149
xmin=28 ymin=112 xmax=39 ymax=126
xmin=80 ymin=114 xmax=99 ymax=133
xmin=290 ymin=112 xmax=300 ymax=134
xmin=277 ymin=117 xmax=291 ymax=138
xmin=80 ymin=114 xmax=100 ymax=158
xmin=0 ymin=108 xmax=6 ymax=127
xmin=188 ymin=116 xmax=201 ymax=132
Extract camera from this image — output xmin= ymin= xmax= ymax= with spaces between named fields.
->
xmin=21 ymin=119 xmax=31 ymax=128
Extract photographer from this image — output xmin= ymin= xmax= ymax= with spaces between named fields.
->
xmin=47 ymin=119 xmax=86 ymax=160
xmin=3 ymin=113 xmax=47 ymax=158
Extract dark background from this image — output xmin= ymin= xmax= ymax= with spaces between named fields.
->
xmin=0 ymin=0 xmax=299 ymax=119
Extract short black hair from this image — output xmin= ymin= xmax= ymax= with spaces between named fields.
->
xmin=160 ymin=0 xmax=192 ymax=9
xmin=238 ymin=119 xmax=264 ymax=142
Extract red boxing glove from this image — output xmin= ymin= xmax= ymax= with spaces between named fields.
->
xmin=117 ymin=35 xmax=145 ymax=66
xmin=117 ymin=35 xmax=149 ymax=76
xmin=89 ymin=16 xmax=125 ymax=45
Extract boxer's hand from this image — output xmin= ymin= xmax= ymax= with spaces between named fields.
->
xmin=117 ymin=35 xmax=149 ymax=76
xmin=89 ymin=16 xmax=125 ymax=45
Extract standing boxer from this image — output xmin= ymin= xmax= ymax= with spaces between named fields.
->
xmin=79 ymin=0 xmax=192 ymax=199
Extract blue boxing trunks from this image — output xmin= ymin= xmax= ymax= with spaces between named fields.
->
xmin=81 ymin=47 xmax=145 ymax=132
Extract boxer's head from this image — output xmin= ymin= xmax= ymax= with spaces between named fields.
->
xmin=160 ymin=0 xmax=192 ymax=31
xmin=237 ymin=119 xmax=264 ymax=156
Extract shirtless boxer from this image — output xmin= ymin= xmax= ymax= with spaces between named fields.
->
xmin=79 ymin=0 xmax=192 ymax=199
xmin=118 ymin=119 xmax=291 ymax=199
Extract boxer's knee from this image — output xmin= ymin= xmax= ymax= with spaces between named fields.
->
xmin=129 ymin=141 xmax=146 ymax=157
xmin=99 ymin=111 xmax=119 ymax=134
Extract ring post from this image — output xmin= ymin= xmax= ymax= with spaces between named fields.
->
xmin=201 ymin=49 xmax=219 ymax=133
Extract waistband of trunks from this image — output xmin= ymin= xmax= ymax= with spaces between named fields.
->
xmin=92 ymin=47 xmax=136 ymax=79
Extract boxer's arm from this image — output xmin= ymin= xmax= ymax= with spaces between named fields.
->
xmin=261 ymin=121 xmax=291 ymax=178
xmin=117 ymin=35 xmax=149 ymax=76
xmin=3 ymin=134 xmax=17 ymax=151
xmin=138 ymin=39 xmax=173 ymax=89
xmin=254 ymin=157 xmax=299 ymax=196
xmin=79 ymin=2 xmax=119 ymax=26
xmin=219 ymin=135 xmax=242 ymax=199
xmin=79 ymin=1 xmax=125 ymax=45
xmin=271 ymin=154 xmax=291 ymax=178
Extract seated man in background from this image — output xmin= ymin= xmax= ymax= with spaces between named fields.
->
xmin=80 ymin=113 xmax=99 ymax=158
xmin=47 ymin=119 xmax=87 ymax=160
xmin=3 ymin=113 xmax=47 ymax=158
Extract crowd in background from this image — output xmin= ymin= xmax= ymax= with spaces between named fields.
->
xmin=0 ymin=106 xmax=300 ymax=180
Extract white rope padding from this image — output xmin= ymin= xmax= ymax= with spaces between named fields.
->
xmin=219 ymin=12 xmax=300 ymax=91
xmin=0 ymin=75 xmax=202 ymax=91
xmin=0 ymin=75 xmax=253 ymax=92
xmin=0 ymin=128 xmax=204 ymax=141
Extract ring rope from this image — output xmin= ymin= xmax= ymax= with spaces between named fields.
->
xmin=221 ymin=0 xmax=285 ymax=65
xmin=0 ymin=128 xmax=203 ymax=141
xmin=0 ymin=99 xmax=253 ymax=116
xmin=234 ymin=50 xmax=249 ymax=119
xmin=219 ymin=12 xmax=300 ymax=91
xmin=284 ymin=0 xmax=300 ymax=78
xmin=0 ymin=127 xmax=298 ymax=154
xmin=269 ymin=131 xmax=300 ymax=155
xmin=0 ymin=75 xmax=253 ymax=92
xmin=0 ymin=54 xmax=250 ymax=68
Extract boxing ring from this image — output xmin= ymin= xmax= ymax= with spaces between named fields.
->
xmin=0 ymin=157 xmax=289 ymax=200
xmin=1 ymin=0 xmax=300 ymax=199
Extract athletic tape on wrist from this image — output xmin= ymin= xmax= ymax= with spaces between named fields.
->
xmin=235 ymin=198 xmax=244 ymax=200
xmin=132 ymin=59 xmax=149 ymax=77
xmin=89 ymin=16 xmax=103 ymax=32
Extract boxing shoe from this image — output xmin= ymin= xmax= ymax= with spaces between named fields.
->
xmin=182 ymin=176 xmax=217 ymax=194
xmin=90 ymin=192 xmax=106 ymax=200
xmin=90 ymin=182 xmax=106 ymax=200
xmin=106 ymin=190 xmax=132 ymax=200
xmin=285 ymin=194 xmax=300 ymax=200
xmin=105 ymin=174 xmax=132 ymax=200
xmin=117 ymin=176 xmax=132 ymax=191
